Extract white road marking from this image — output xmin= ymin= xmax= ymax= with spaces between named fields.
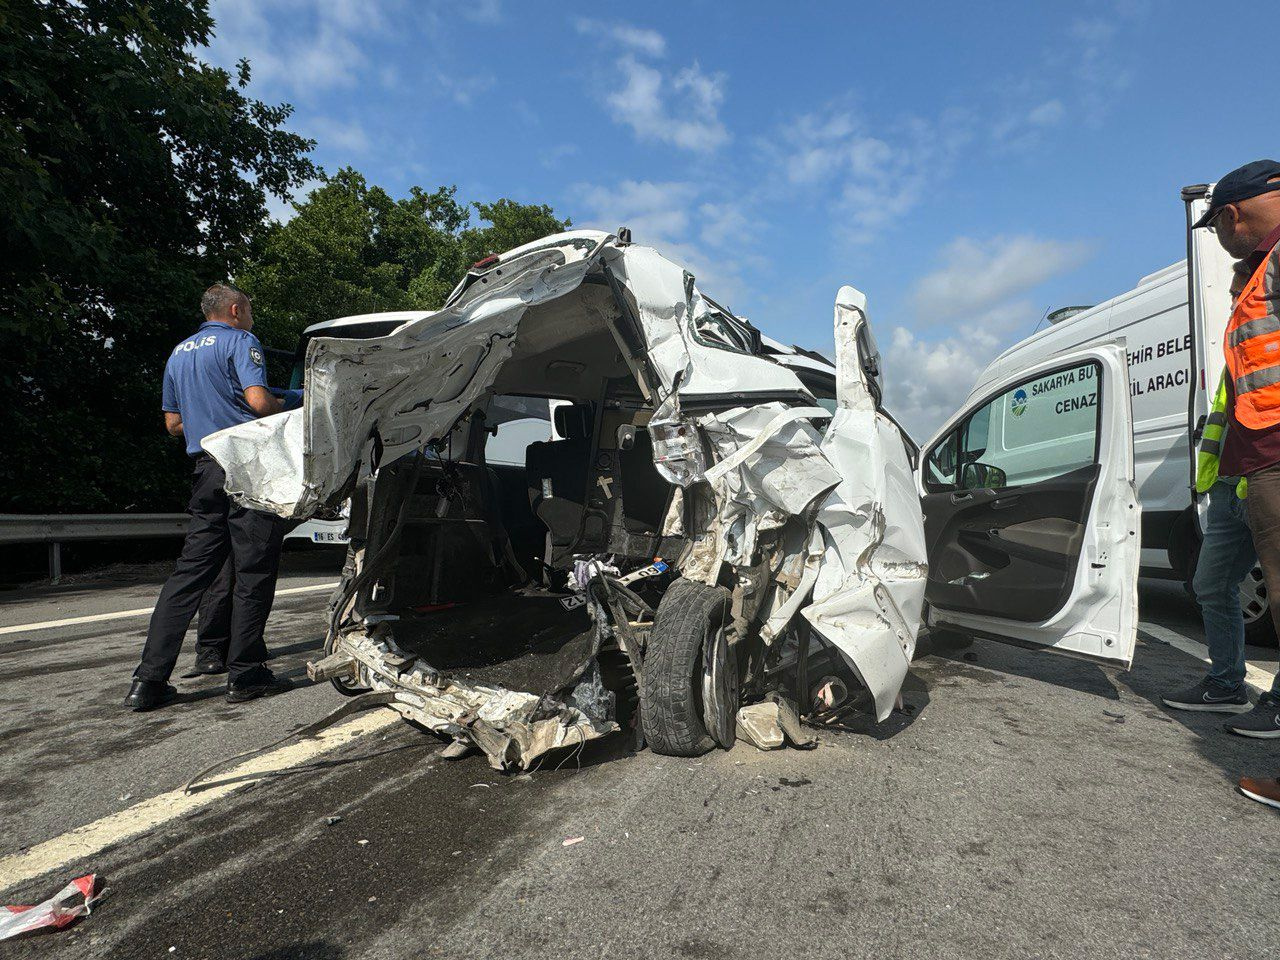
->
xmin=0 ymin=707 xmax=402 ymax=894
xmin=0 ymin=582 xmax=339 ymax=638
xmin=1139 ymin=621 xmax=1277 ymax=692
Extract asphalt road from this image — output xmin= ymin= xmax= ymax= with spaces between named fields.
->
xmin=1 ymin=559 xmax=1277 ymax=959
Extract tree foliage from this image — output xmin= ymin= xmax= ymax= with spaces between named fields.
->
xmin=0 ymin=0 xmax=317 ymax=512
xmin=239 ymin=170 xmax=571 ymax=355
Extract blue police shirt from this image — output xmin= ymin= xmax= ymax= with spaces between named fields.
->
xmin=162 ymin=321 xmax=271 ymax=455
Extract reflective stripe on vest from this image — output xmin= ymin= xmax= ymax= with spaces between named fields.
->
xmin=1225 ymin=242 xmax=1280 ymax=427
xmin=1195 ymin=371 xmax=1247 ymax=498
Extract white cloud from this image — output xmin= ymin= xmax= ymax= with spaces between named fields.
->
xmin=305 ymin=116 xmax=370 ymax=155
xmin=573 ymin=18 xmax=667 ymax=57
xmin=539 ymin=143 xmax=580 ymax=169
xmin=604 ymin=57 xmax=729 ymax=153
xmin=433 ymin=71 xmax=495 ymax=106
xmin=1066 ymin=14 xmax=1136 ymax=125
xmin=462 ymin=0 xmax=503 ymax=24
xmin=882 ymin=235 xmax=1095 ymax=440
xmin=698 ymin=202 xmax=749 ymax=249
xmin=573 ymin=179 xmax=698 ymax=246
xmin=911 ymin=235 xmax=1093 ymax=322
xmin=571 ymin=180 xmax=746 ymax=299
xmin=208 ymin=0 xmax=392 ymax=95
xmin=774 ymin=105 xmax=970 ymax=244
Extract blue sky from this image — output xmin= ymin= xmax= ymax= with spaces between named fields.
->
xmin=206 ymin=0 xmax=1276 ymax=438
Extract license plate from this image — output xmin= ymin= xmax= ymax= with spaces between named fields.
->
xmin=312 ymin=531 xmax=348 ymax=543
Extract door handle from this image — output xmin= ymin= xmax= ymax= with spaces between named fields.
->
xmin=950 ymin=491 xmax=973 ymax=504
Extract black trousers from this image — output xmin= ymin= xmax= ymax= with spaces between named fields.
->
xmin=195 ymin=556 xmax=234 ymax=662
xmin=136 ymin=456 xmax=285 ymax=684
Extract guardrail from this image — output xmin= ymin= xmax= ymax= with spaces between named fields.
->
xmin=0 ymin=514 xmax=188 ymax=582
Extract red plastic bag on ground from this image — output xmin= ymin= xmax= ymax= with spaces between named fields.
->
xmin=0 ymin=874 xmax=102 ymax=940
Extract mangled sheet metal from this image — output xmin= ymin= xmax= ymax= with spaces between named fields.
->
xmin=205 ymin=231 xmax=798 ymax=519
xmin=206 ymin=230 xmax=928 ymax=745
xmin=323 ymin=631 xmax=617 ymax=771
xmin=803 ymin=288 xmax=928 ymax=722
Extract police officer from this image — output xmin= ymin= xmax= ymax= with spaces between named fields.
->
xmin=125 ymin=284 xmax=293 ymax=710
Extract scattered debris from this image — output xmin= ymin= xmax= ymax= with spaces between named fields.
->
xmin=562 ymin=836 xmax=585 ymax=847
xmin=0 ymin=874 xmax=105 ymax=941
xmin=325 ymin=816 xmax=343 ymax=826
xmin=736 ymin=694 xmax=818 ymax=751
xmin=440 ymin=741 xmax=475 ymax=761
xmin=356 ymin=839 xmax=369 ymax=846
xmin=811 ymin=676 xmax=848 ymax=711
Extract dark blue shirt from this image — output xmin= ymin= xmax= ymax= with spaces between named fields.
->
xmin=162 ymin=321 xmax=270 ymax=455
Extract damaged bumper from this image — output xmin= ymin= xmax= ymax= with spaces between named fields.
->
xmin=312 ymin=630 xmax=617 ymax=771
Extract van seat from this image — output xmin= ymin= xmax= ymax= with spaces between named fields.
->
xmin=525 ymin=403 xmax=594 ymax=549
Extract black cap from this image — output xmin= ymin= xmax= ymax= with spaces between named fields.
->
xmin=1193 ymin=159 xmax=1280 ymax=228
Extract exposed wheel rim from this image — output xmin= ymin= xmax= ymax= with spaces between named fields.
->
xmin=700 ymin=610 xmax=737 ymax=748
xmin=1241 ymin=566 xmax=1269 ymax=626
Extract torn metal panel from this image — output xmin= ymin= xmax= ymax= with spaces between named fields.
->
xmin=694 ymin=402 xmax=839 ymax=569
xmin=802 ymin=288 xmax=928 ymax=722
xmin=206 ymin=232 xmax=812 ymax=519
xmin=218 ymin=230 xmax=935 ymax=749
xmin=336 ymin=631 xmax=616 ymax=771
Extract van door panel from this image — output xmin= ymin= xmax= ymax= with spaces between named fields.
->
xmin=923 ymin=464 xmax=1097 ymax=622
xmin=919 ymin=343 xmax=1140 ymax=665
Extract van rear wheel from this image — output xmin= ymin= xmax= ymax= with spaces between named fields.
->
xmin=641 ymin=579 xmax=734 ymax=757
xmin=1239 ymin=565 xmax=1277 ymax=647
xmin=1185 ymin=541 xmax=1276 ymax=648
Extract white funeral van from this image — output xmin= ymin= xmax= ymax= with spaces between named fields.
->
xmin=958 ymin=184 xmax=1272 ymax=643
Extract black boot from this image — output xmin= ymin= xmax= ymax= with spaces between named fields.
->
xmin=226 ymin=672 xmax=293 ymax=703
xmin=191 ymin=651 xmax=227 ymax=675
xmin=124 ymin=679 xmax=177 ymax=712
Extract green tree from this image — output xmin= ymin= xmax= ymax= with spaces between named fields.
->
xmin=0 ymin=1 xmax=316 ymax=512
xmin=240 ymin=169 xmax=571 ymax=358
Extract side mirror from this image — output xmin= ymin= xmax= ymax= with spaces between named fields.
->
xmin=961 ymin=461 xmax=1007 ymax=490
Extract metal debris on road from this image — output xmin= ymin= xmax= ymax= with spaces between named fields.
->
xmin=562 ymin=836 xmax=585 ymax=847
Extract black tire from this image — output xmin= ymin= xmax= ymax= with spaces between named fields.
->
xmin=1238 ymin=564 xmax=1277 ymax=647
xmin=326 ymin=542 xmax=370 ymax=696
xmin=641 ymin=578 xmax=732 ymax=757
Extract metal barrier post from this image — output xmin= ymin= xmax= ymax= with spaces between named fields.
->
xmin=48 ymin=542 xmax=62 ymax=584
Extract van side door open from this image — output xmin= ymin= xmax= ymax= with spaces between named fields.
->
xmin=918 ymin=343 xmax=1141 ymax=664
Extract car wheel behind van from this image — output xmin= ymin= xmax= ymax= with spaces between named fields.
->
xmin=641 ymin=578 xmax=734 ymax=757
xmin=1238 ymin=565 xmax=1277 ymax=648
xmin=1185 ymin=543 xmax=1276 ymax=648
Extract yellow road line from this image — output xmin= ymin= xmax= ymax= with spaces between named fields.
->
xmin=0 ymin=707 xmax=401 ymax=894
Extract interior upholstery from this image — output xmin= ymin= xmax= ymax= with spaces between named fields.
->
xmin=526 ymin=402 xmax=595 ymax=549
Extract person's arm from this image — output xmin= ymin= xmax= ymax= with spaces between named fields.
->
xmin=233 ymin=333 xmax=282 ymax=418
xmin=160 ymin=362 xmax=184 ymax=437
xmin=243 ymin=385 xmax=284 ymax=417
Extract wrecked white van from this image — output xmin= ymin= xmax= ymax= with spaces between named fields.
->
xmin=204 ymin=230 xmax=1141 ymax=770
